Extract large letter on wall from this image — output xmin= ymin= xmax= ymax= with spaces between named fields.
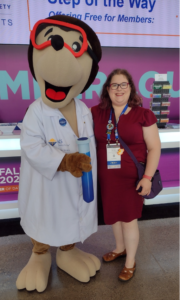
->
xmin=139 ymin=71 xmax=157 ymax=98
xmin=167 ymin=72 xmax=180 ymax=98
xmin=0 ymin=71 xmax=30 ymax=100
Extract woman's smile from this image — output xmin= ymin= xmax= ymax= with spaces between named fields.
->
xmin=107 ymin=74 xmax=131 ymax=107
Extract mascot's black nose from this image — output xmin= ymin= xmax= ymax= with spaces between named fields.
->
xmin=51 ymin=35 xmax=64 ymax=51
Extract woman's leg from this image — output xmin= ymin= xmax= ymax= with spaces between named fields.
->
xmin=121 ymin=219 xmax=139 ymax=268
xmin=112 ymin=221 xmax=126 ymax=253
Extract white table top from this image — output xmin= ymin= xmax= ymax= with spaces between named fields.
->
xmin=0 ymin=127 xmax=179 ymax=157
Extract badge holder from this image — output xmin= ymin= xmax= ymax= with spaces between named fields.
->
xmin=106 ymin=143 xmax=121 ymax=169
xmin=106 ymin=106 xmax=127 ymax=169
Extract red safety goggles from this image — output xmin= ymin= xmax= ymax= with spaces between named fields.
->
xmin=31 ymin=19 xmax=89 ymax=58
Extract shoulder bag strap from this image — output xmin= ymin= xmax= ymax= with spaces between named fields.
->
xmin=118 ymin=130 xmax=144 ymax=179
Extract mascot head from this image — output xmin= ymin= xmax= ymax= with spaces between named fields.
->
xmin=28 ymin=15 xmax=102 ymax=109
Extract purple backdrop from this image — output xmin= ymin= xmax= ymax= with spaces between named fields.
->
xmin=0 ymin=45 xmax=179 ymax=202
xmin=159 ymin=152 xmax=179 ymax=188
xmin=0 ymin=45 xmax=179 ymax=123
xmin=0 ymin=158 xmax=20 ymax=202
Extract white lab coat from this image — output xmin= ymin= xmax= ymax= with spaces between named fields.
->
xmin=18 ymin=97 xmax=97 ymax=247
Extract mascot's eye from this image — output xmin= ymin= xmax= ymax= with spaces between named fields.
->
xmin=72 ymin=42 xmax=81 ymax=52
xmin=47 ymin=35 xmax=53 ymax=41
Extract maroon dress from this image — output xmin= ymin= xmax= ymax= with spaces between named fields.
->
xmin=91 ymin=105 xmax=157 ymax=224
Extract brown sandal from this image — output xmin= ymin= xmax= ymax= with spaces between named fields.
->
xmin=118 ymin=262 xmax=136 ymax=281
xmin=102 ymin=249 xmax=126 ymax=262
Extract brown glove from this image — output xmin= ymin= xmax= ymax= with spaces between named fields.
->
xmin=57 ymin=152 xmax=92 ymax=178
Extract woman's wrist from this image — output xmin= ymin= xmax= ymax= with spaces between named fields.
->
xmin=143 ymin=174 xmax=152 ymax=181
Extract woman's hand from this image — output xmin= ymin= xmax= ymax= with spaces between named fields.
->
xmin=136 ymin=178 xmax=152 ymax=196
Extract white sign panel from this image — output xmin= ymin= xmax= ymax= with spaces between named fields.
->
xmin=0 ymin=0 xmax=179 ymax=48
xmin=155 ymin=74 xmax=167 ymax=81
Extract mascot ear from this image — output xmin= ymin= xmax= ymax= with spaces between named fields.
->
xmin=28 ymin=41 xmax=36 ymax=81
xmin=28 ymin=15 xmax=102 ymax=92
xmin=80 ymin=62 xmax=99 ymax=94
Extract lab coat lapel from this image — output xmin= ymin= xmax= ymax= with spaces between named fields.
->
xmin=74 ymin=98 xmax=89 ymax=138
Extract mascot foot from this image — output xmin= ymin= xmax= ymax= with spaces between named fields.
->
xmin=56 ymin=247 xmax=101 ymax=282
xmin=16 ymin=252 xmax=51 ymax=292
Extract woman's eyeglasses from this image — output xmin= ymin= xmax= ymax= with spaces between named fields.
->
xmin=109 ymin=82 xmax=129 ymax=90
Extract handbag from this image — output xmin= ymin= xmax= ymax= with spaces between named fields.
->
xmin=117 ymin=133 xmax=163 ymax=199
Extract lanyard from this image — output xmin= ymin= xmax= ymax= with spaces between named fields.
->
xmin=107 ymin=104 xmax=128 ymax=143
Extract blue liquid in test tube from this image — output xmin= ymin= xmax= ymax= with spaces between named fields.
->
xmin=77 ymin=137 xmax=94 ymax=203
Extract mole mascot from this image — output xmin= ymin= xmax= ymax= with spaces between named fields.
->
xmin=16 ymin=15 xmax=102 ymax=292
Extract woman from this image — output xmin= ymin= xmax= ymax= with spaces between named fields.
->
xmin=91 ymin=69 xmax=161 ymax=281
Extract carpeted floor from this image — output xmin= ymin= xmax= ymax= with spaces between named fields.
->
xmin=0 ymin=218 xmax=179 ymax=300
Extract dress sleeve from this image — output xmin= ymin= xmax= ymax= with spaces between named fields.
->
xmin=141 ymin=108 xmax=157 ymax=127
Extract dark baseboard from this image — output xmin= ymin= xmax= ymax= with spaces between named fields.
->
xmin=0 ymin=203 xmax=179 ymax=237
xmin=0 ymin=218 xmax=25 ymax=237
xmin=139 ymin=202 xmax=179 ymax=221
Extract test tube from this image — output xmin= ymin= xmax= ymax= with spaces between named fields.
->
xmin=77 ymin=137 xmax=94 ymax=203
